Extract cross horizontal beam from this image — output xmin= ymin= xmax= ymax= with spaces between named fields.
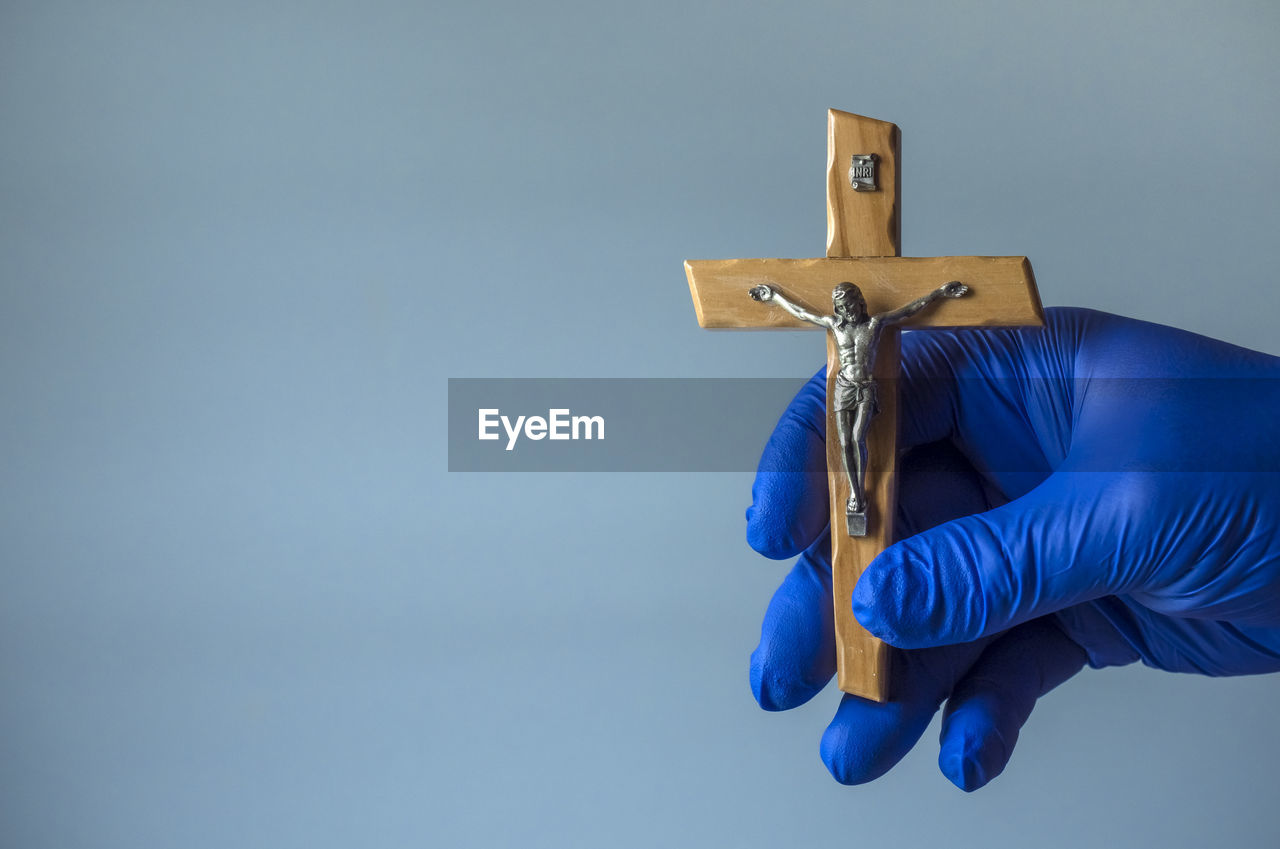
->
xmin=685 ymin=256 xmax=1042 ymax=330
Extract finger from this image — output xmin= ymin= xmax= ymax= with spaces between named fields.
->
xmin=854 ymin=471 xmax=1148 ymax=649
xmin=750 ymin=530 xmax=835 ymax=710
xmin=746 ymin=366 xmax=829 ymax=560
xmin=820 ymin=639 xmax=989 ymax=784
xmin=937 ymin=617 xmax=1087 ymax=791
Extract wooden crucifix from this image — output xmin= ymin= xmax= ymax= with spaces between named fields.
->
xmin=685 ymin=110 xmax=1043 ymax=702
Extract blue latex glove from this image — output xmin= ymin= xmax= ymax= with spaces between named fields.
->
xmin=746 ymin=307 xmax=1280 ymax=790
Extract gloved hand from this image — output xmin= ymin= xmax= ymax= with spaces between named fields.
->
xmin=745 ymin=307 xmax=1280 ymax=790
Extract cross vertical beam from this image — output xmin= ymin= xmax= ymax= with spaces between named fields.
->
xmin=825 ymin=110 xmax=900 ymax=700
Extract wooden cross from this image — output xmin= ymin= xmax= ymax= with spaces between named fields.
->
xmin=684 ymin=110 xmax=1043 ymax=702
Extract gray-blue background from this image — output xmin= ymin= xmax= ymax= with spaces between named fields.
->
xmin=2 ymin=1 xmax=1278 ymax=846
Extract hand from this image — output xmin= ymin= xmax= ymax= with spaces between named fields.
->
xmin=745 ymin=307 xmax=1280 ymax=790
xmin=749 ymin=284 xmax=774 ymax=302
xmin=940 ymin=280 xmax=969 ymax=298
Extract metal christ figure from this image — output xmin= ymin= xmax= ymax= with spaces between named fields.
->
xmin=748 ymin=280 xmax=971 ymax=535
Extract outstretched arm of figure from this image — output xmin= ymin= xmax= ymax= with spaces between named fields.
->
xmin=876 ymin=281 xmax=970 ymax=325
xmin=748 ymin=284 xmax=828 ymax=327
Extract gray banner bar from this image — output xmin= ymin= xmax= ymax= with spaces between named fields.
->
xmin=447 ymin=377 xmax=1280 ymax=473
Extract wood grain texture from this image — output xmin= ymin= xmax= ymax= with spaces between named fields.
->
xmin=685 ymin=256 xmax=1042 ymax=330
xmin=827 ymin=109 xmax=899 ymax=258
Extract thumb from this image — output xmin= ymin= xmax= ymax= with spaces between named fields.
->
xmin=852 ymin=472 xmax=1157 ymax=648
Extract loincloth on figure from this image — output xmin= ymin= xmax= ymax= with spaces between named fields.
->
xmin=833 ymin=373 xmax=879 ymax=414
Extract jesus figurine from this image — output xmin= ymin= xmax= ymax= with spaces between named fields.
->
xmin=748 ymin=279 xmax=970 ymax=535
